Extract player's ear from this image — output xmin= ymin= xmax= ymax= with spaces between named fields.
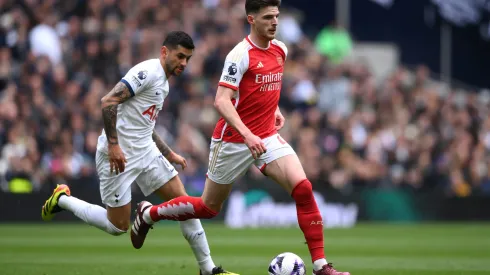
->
xmin=247 ymin=14 xmax=255 ymax=25
xmin=161 ymin=46 xmax=168 ymax=59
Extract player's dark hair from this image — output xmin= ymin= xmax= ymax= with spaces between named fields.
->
xmin=245 ymin=0 xmax=281 ymax=15
xmin=162 ymin=31 xmax=195 ymax=50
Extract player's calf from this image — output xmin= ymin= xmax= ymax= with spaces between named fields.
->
xmin=143 ymin=196 xmax=218 ymax=223
xmin=131 ymin=198 xmax=218 ymax=249
xmin=201 ymin=177 xmax=234 ymax=212
xmin=201 ymin=195 xmax=226 ymax=213
xmin=291 ymin=179 xmax=325 ymax=263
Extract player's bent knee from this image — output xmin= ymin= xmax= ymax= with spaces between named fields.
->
xmin=106 ymin=221 xmax=128 ymax=236
xmin=109 ymin=228 xmax=127 ymax=236
xmin=107 ymin=219 xmax=130 ymax=233
xmin=291 ymin=179 xmax=314 ymax=203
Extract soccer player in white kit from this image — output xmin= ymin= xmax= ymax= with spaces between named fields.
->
xmin=41 ymin=31 xmax=238 ymax=275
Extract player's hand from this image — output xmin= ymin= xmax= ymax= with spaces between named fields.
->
xmin=275 ymin=108 xmax=285 ymax=131
xmin=243 ymin=132 xmax=267 ymax=159
xmin=108 ymin=144 xmax=127 ymax=175
xmin=167 ymin=152 xmax=187 ymax=170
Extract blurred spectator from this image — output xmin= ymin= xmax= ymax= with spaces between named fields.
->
xmin=315 ymin=23 xmax=353 ymax=64
xmin=29 ymin=13 xmax=62 ymax=65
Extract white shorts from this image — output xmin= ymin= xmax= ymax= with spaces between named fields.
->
xmin=207 ymin=133 xmax=295 ymax=184
xmin=96 ymin=149 xmax=178 ymax=207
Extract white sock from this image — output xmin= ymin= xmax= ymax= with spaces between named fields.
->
xmin=58 ymin=195 xmax=126 ymax=236
xmin=143 ymin=207 xmax=154 ymax=224
xmin=179 ymin=219 xmax=216 ymax=275
xmin=313 ymin=259 xmax=328 ymax=271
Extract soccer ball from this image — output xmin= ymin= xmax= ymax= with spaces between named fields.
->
xmin=268 ymin=252 xmax=306 ymax=275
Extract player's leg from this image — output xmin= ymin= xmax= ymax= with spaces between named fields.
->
xmin=263 ymin=154 xmax=324 ymax=261
xmin=41 ymin=150 xmax=137 ymax=236
xmin=131 ymin=155 xmax=214 ymax=249
xmin=258 ymin=134 xmax=350 ymax=275
xmin=42 ymin=185 xmax=131 ymax=235
xmin=131 ymin=154 xmax=238 ymax=275
xmin=135 ymin=178 xmax=234 ymax=224
xmin=139 ymin=141 xmax=253 ymax=223
xmin=136 ymin=176 xmax=233 ymax=222
xmin=157 ymin=176 xmax=236 ymax=275
xmin=140 ymin=177 xmax=233 ymax=223
xmin=152 ymin=172 xmax=233 ymax=217
xmin=155 ymin=177 xmax=217 ymax=274
xmin=131 ymin=154 xmax=214 ymax=244
xmin=139 ymin=177 xmax=226 ymax=223
xmin=201 ymin=178 xmax=233 ymax=212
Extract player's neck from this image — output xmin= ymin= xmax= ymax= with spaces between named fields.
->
xmin=248 ymin=32 xmax=270 ymax=49
xmin=160 ymin=58 xmax=171 ymax=79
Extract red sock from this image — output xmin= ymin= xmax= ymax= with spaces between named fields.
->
xmin=149 ymin=196 xmax=217 ymax=222
xmin=291 ymin=179 xmax=325 ymax=262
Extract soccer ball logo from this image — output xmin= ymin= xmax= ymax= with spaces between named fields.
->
xmin=268 ymin=252 xmax=306 ymax=275
xmin=228 ymin=63 xmax=238 ymax=75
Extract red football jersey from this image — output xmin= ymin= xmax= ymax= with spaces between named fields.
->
xmin=212 ymin=36 xmax=287 ymax=143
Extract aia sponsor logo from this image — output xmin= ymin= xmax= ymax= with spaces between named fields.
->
xmin=142 ymin=105 xmax=158 ymax=121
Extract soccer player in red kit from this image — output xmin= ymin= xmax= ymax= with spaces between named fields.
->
xmin=131 ymin=1 xmax=350 ymax=274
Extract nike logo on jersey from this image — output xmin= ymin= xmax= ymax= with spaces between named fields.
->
xmin=156 ymin=92 xmax=162 ymax=95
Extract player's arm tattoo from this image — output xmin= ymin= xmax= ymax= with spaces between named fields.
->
xmin=152 ymin=130 xmax=173 ymax=157
xmin=101 ymin=82 xmax=132 ymax=145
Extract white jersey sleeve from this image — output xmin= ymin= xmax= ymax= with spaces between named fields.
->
xmin=272 ymin=39 xmax=288 ymax=59
xmin=120 ymin=64 xmax=155 ymax=97
xmin=218 ymin=40 xmax=250 ymax=91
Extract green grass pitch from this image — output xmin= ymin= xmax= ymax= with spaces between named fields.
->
xmin=0 ymin=223 xmax=489 ymax=275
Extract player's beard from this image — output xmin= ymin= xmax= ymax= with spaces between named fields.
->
xmin=259 ymin=26 xmax=276 ymax=41
xmin=172 ymin=66 xmax=184 ymax=76
xmin=166 ymin=63 xmax=184 ymax=76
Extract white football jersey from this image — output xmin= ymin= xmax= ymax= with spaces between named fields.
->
xmin=97 ymin=59 xmax=169 ymax=160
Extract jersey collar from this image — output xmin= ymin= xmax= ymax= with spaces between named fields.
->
xmin=246 ymin=35 xmax=270 ymax=50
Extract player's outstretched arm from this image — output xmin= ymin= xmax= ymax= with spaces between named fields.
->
xmin=152 ymin=130 xmax=187 ymax=169
xmin=214 ymin=86 xmax=266 ymax=159
xmin=100 ymin=82 xmax=132 ymax=174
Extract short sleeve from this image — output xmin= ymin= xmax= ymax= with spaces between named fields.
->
xmin=218 ymin=46 xmax=249 ymax=91
xmin=120 ymin=64 xmax=153 ymax=97
xmin=272 ymin=39 xmax=288 ymax=60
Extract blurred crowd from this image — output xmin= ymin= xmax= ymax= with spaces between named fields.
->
xmin=1 ymin=0 xmax=489 ymax=197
